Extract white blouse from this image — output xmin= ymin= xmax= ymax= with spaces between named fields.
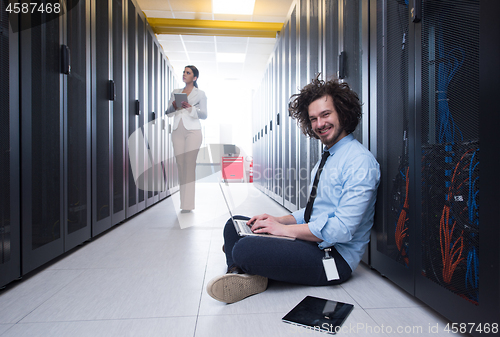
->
xmin=166 ymin=87 xmax=207 ymax=131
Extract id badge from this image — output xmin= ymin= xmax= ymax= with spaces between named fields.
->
xmin=322 ymin=248 xmax=340 ymax=281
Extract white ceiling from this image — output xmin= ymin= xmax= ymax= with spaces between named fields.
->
xmin=135 ymin=0 xmax=294 ymax=89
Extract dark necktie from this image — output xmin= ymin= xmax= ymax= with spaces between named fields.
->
xmin=304 ymin=150 xmax=330 ymax=223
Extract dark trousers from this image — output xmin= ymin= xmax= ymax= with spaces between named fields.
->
xmin=224 ymin=216 xmax=352 ymax=286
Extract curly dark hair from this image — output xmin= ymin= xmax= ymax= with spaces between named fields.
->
xmin=288 ymin=75 xmax=362 ymax=139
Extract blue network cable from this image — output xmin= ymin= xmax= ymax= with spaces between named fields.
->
xmin=466 ymin=246 xmax=479 ymax=302
xmin=465 ymin=149 xmax=479 ymax=302
xmin=436 ymin=30 xmax=465 ymax=144
xmin=468 ymin=150 xmax=479 ymax=225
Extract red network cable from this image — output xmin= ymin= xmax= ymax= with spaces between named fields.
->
xmin=440 ymin=150 xmax=471 ymax=284
xmin=395 ymin=167 xmax=410 ymax=266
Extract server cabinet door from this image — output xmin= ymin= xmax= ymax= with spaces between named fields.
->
xmin=414 ymin=0 xmax=499 ymax=329
xmin=136 ymin=13 xmax=146 ymax=212
xmin=297 ymin=0 xmax=310 ymax=210
xmin=126 ymin=5 xmax=147 ymax=216
xmin=281 ymin=22 xmax=289 ymax=208
xmin=275 ymin=39 xmax=284 ymax=205
xmin=339 ymin=0 xmax=370 ymax=263
xmin=126 ymin=0 xmax=138 ymax=217
xmin=112 ymin=0 xmax=126 ymax=225
xmin=282 ymin=19 xmax=293 ymax=210
xmin=145 ymin=30 xmax=155 ymax=206
xmin=159 ymin=57 xmax=169 ymax=200
xmin=308 ymin=0 xmax=321 ymax=182
xmin=0 ymin=3 xmax=21 ymax=287
xmin=153 ymin=42 xmax=161 ymax=202
xmin=287 ymin=7 xmax=298 ymax=211
xmin=92 ymin=0 xmax=113 ymax=236
xmin=21 ymin=11 xmax=64 ymax=273
xmin=339 ymin=0 xmax=365 ymax=143
xmin=65 ymin=0 xmax=91 ymax=249
xmin=323 ymin=0 xmax=339 ymax=79
xmin=151 ymin=43 xmax=162 ymax=201
xmin=369 ymin=0 xmax=414 ymax=295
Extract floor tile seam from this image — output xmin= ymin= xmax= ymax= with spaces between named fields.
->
xmin=339 ymin=283 xmax=366 ymax=309
xmin=14 ymin=269 xmax=88 ymax=325
xmin=361 ymin=307 xmax=441 ymax=336
xmin=11 ymin=315 xmax=200 ymax=325
xmin=195 ymin=310 xmax=288 ymax=318
xmin=46 ymin=265 xmax=208 ymax=272
xmin=193 ymin=230 xmax=216 ymax=337
xmin=363 ymin=305 xmax=429 ymax=311
xmin=0 ymin=324 xmax=15 ymax=337
xmin=358 ymin=307 xmax=389 ymax=330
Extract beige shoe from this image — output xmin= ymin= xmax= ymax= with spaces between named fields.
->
xmin=207 ymin=273 xmax=268 ymax=303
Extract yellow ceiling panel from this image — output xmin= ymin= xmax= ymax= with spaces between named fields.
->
xmin=148 ymin=18 xmax=283 ymax=38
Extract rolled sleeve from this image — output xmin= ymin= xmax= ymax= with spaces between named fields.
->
xmin=291 ymin=208 xmax=306 ymax=224
xmin=307 ymin=212 xmax=330 ymax=244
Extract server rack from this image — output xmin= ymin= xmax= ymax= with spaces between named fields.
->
xmin=307 ymin=0 xmax=322 ymax=196
xmin=91 ymin=0 xmax=127 ymax=236
xmin=254 ymin=0 xmax=370 ymax=215
xmin=0 ymin=2 xmax=20 ymax=287
xmin=152 ymin=40 xmax=161 ymax=202
xmin=136 ymin=10 xmax=146 ymax=212
xmin=158 ymin=48 xmax=167 ymax=195
xmin=280 ymin=20 xmax=289 ymax=209
xmin=126 ymin=1 xmax=147 ymax=217
xmin=65 ymin=0 xmax=92 ymax=248
xmin=145 ymin=28 xmax=155 ymax=206
xmin=297 ymin=0 xmax=310 ymax=211
xmin=288 ymin=6 xmax=298 ymax=212
xmin=159 ymin=54 xmax=169 ymax=200
xmin=414 ymin=0 xmax=499 ymax=330
xmin=283 ymin=17 xmax=294 ymax=211
xmin=275 ymin=39 xmax=284 ymax=205
xmin=92 ymin=0 xmax=114 ymax=236
xmin=112 ymin=0 xmax=126 ymax=226
xmin=20 ymin=8 xmax=65 ymax=273
xmin=337 ymin=0 xmax=370 ymax=262
xmin=370 ymin=0 xmax=500 ymax=331
xmin=322 ymin=0 xmax=339 ymax=79
xmin=1 ymin=0 xmax=178 ymax=288
xmin=166 ymin=72 xmax=179 ymax=193
xmin=370 ymin=0 xmax=415 ymax=294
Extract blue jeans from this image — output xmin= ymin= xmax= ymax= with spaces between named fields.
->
xmin=224 ymin=216 xmax=352 ymax=286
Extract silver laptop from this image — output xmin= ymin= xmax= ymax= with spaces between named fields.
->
xmin=219 ymin=182 xmax=295 ymax=240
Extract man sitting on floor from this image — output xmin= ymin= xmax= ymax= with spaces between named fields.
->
xmin=207 ymin=76 xmax=380 ymax=304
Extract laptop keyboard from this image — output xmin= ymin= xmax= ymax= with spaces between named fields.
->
xmin=236 ymin=220 xmax=253 ymax=234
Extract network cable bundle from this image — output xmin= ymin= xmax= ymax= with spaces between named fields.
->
xmin=421 ymin=141 xmax=479 ymax=304
xmin=390 ymin=133 xmax=410 ymax=267
xmin=420 ymin=2 xmax=479 ymax=304
xmin=388 ymin=0 xmax=411 ymax=268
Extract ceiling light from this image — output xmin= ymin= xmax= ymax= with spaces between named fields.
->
xmin=212 ymin=0 xmax=256 ymax=15
xmin=217 ymin=53 xmax=246 ymax=63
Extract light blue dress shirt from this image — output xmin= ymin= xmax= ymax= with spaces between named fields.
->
xmin=291 ymin=134 xmax=380 ymax=272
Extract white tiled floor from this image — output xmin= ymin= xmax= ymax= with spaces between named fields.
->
xmin=0 ymin=183 xmax=464 ymax=337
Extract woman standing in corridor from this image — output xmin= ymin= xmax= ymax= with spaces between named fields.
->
xmin=166 ymin=65 xmax=207 ymax=212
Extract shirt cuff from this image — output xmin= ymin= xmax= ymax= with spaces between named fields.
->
xmin=291 ymin=208 xmax=305 ymax=224
xmin=307 ymin=212 xmax=333 ymax=246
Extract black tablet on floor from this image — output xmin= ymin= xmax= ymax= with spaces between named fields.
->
xmin=282 ymin=296 xmax=354 ymax=335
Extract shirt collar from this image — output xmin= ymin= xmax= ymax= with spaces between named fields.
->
xmin=324 ymin=133 xmax=354 ymax=156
